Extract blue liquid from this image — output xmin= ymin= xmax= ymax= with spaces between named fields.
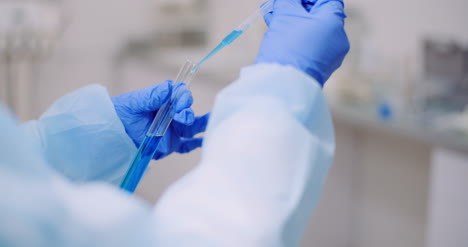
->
xmin=193 ymin=30 xmax=244 ymax=71
xmin=120 ymin=135 xmax=163 ymax=193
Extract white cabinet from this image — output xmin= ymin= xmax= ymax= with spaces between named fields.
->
xmin=428 ymin=149 xmax=468 ymax=247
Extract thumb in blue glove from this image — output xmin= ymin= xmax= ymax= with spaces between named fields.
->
xmin=257 ymin=0 xmax=350 ymax=87
xmin=112 ymin=81 xmax=210 ymax=160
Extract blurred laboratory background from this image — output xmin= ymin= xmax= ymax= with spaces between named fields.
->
xmin=1 ymin=0 xmax=467 ymax=246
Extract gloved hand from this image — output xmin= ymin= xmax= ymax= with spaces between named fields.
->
xmin=256 ymin=0 xmax=350 ymax=86
xmin=112 ymin=81 xmax=209 ymax=160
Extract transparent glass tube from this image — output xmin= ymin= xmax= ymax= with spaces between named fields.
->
xmin=192 ymin=0 xmax=274 ymax=71
xmin=120 ymin=60 xmax=197 ymax=193
xmin=236 ymin=0 xmax=273 ymax=31
xmin=148 ymin=60 xmax=197 ymax=136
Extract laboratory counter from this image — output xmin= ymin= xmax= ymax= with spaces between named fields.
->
xmin=330 ymin=103 xmax=468 ymax=153
xmin=324 ymin=102 xmax=468 ymax=247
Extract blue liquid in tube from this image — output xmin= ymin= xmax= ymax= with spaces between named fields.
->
xmin=120 ymin=135 xmax=163 ymax=193
xmin=193 ymin=30 xmax=244 ymax=71
xmin=120 ymin=3 xmax=265 ymax=192
xmin=121 ymin=30 xmax=244 ymax=193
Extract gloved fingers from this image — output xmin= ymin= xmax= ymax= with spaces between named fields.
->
xmin=262 ymin=0 xmax=274 ymax=26
xmin=273 ymin=0 xmax=308 ymax=15
xmin=131 ymin=80 xmax=172 ymax=113
xmin=191 ymin=113 xmax=210 ymax=135
xmin=172 ymin=83 xmax=194 ymax=113
xmin=173 ymin=113 xmax=210 ymax=138
xmin=264 ymin=0 xmax=317 ymax=25
xmin=263 ymin=11 xmax=273 ymax=26
xmin=153 ymin=150 xmax=166 ymax=161
xmin=173 ymin=108 xmax=195 ymax=126
xmin=302 ymin=0 xmax=317 ymax=12
xmin=310 ymin=0 xmax=346 ymax=18
xmin=176 ymin=137 xmax=204 ymax=154
xmin=314 ymin=0 xmax=343 ymax=8
xmin=274 ymin=0 xmax=343 ymax=16
xmin=152 ymin=136 xmax=170 ymax=160
xmin=171 ymin=82 xmax=195 ymax=125
xmin=311 ymin=0 xmax=349 ymax=75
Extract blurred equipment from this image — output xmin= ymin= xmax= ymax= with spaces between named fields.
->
xmin=422 ymin=39 xmax=468 ymax=111
xmin=153 ymin=0 xmax=209 ymax=49
xmin=324 ymin=6 xmax=373 ymax=105
xmin=435 ymin=106 xmax=468 ymax=135
xmin=0 ymin=0 xmax=64 ymax=120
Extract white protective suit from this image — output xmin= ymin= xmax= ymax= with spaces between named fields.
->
xmin=0 ymin=64 xmax=335 ymax=247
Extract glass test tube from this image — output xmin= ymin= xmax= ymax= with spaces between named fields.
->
xmin=120 ymin=60 xmax=198 ymax=193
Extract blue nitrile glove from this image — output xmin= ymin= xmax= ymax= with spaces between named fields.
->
xmin=112 ymin=81 xmax=209 ymax=160
xmin=256 ymin=0 xmax=350 ymax=86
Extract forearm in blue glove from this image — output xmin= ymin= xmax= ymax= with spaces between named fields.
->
xmin=256 ymin=0 xmax=350 ymax=87
xmin=112 ymin=81 xmax=209 ymax=160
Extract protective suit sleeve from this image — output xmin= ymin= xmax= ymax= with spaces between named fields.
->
xmin=0 ymin=105 xmax=158 ymax=246
xmin=21 ymin=85 xmax=137 ymax=184
xmin=152 ymin=64 xmax=335 ymax=247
